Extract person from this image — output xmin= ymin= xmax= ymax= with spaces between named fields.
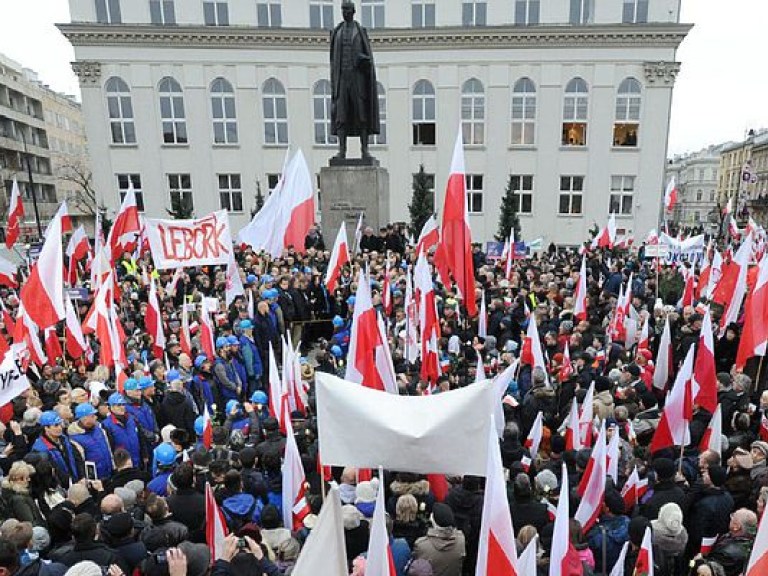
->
xmin=102 ymin=448 xmax=150 ymax=494
xmin=219 ymin=470 xmax=264 ymax=531
xmin=213 ymin=337 xmax=242 ymax=412
xmin=157 ymin=370 xmax=197 ymax=434
xmin=126 ymin=377 xmax=159 ymax=448
xmin=685 ymin=465 xmax=735 ymax=559
xmin=102 ymin=393 xmax=144 ymax=469
xmin=140 ymin=494 xmax=189 ymax=551
xmin=0 ymin=461 xmax=46 ymax=526
xmin=30 ymin=411 xmax=83 ymax=486
xmin=706 ymin=508 xmax=757 ymax=576
xmin=68 ymin=403 xmax=114 ymax=480
xmin=56 ymin=513 xmax=129 ymax=573
xmin=650 ymin=502 xmax=687 ymax=576
xmin=412 ymin=502 xmax=466 ymax=576
xmin=165 ymin=463 xmax=206 ymax=543
xmin=147 ymin=443 xmax=177 ymax=496
xmin=639 ymin=458 xmax=687 ymax=520
xmin=237 ymin=320 xmax=264 ymax=397
xmin=190 ymin=355 xmax=216 ymax=414
xmin=586 ymin=489 xmax=630 ymax=574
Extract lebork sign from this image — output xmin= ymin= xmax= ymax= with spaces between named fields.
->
xmin=145 ymin=210 xmax=233 ymax=270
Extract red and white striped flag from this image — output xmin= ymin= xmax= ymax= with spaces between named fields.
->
xmin=325 ymin=222 xmax=350 ymax=294
xmin=64 ymin=296 xmax=88 ymax=360
xmin=201 ymin=403 xmax=213 ymax=449
xmin=573 ymin=255 xmax=588 ymax=321
xmin=609 ymin=542 xmax=629 ymax=576
xmin=205 ymin=482 xmax=228 ymax=560
xmin=650 ymin=345 xmax=694 ymax=453
xmin=564 ymin=398 xmax=582 ymax=451
xmin=737 ymin=252 xmax=768 ymax=368
xmin=700 ymin=536 xmax=718 ymax=556
xmin=522 ymin=411 xmax=543 ymax=472
xmin=107 ymin=184 xmax=141 ymax=261
xmin=0 ymin=256 xmax=18 ymax=289
xmin=549 ymin=464 xmax=571 ymax=576
xmin=146 ymin=275 xmax=166 ymax=360
xmin=579 ymin=381 xmax=595 ymax=447
xmin=282 ymin=415 xmax=311 ymax=531
xmin=65 ymin=225 xmax=90 ymax=286
xmin=199 ymin=300 xmax=216 ymax=360
xmin=664 ymin=176 xmax=678 ymax=212
xmin=478 ymin=290 xmax=488 ymax=338
xmin=382 ymin=257 xmax=392 ymax=317
xmin=5 ymin=178 xmax=24 ymax=250
xmin=621 ymin=467 xmax=649 ymax=511
xmin=692 ymin=308 xmax=718 ymax=413
xmin=20 ymin=211 xmax=65 ymax=330
xmin=559 ymin=341 xmax=574 ymax=383
xmin=575 ymin=421 xmax=607 ymax=532
xmin=632 ymin=526 xmax=654 ymax=576
xmin=699 ymin=404 xmax=722 ymax=456
xmin=415 ymin=214 xmax=439 ymax=257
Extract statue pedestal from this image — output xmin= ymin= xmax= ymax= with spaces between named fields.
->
xmin=319 ymin=165 xmax=390 ymax=246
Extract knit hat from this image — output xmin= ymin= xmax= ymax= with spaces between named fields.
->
xmin=114 ymin=487 xmax=137 ymax=509
xmin=355 ymin=479 xmax=378 ymax=504
xmin=708 ymin=465 xmax=727 ymax=487
xmin=407 ymin=558 xmax=435 ymax=576
xmin=431 ymin=502 xmax=454 ymax=528
xmin=652 ymin=503 xmax=684 ymax=536
xmin=652 ymin=458 xmax=676 ymax=481
xmin=178 ymin=542 xmax=211 ymax=576
xmin=30 ymin=526 xmax=50 ymax=551
xmin=752 ymin=441 xmax=768 ymax=459
xmin=628 ymin=516 xmax=650 ymax=546
xmin=64 ymin=561 xmax=102 ymax=576
xmin=535 ymin=469 xmax=558 ymax=494
xmin=102 ymin=512 xmax=133 ymax=540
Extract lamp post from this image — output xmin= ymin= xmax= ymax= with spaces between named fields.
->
xmin=19 ymin=128 xmax=43 ymax=239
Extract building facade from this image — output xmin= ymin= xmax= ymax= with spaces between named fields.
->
xmin=60 ymin=0 xmax=689 ymax=245
xmin=665 ymin=144 xmax=725 ymax=232
xmin=716 ymin=129 xmax=768 ymax=224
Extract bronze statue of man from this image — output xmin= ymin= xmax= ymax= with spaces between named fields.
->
xmin=330 ymin=1 xmax=380 ymax=161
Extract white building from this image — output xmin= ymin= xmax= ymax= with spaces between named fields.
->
xmin=60 ymin=0 xmax=689 ymax=245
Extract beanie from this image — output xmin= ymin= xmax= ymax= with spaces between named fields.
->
xmin=653 ymin=503 xmax=684 ymax=536
xmin=629 ymin=516 xmax=650 ymax=546
xmin=431 ymin=503 xmax=455 ymax=528
xmin=652 ymin=458 xmax=675 ymax=481
xmin=551 ymin=435 xmax=566 ymax=455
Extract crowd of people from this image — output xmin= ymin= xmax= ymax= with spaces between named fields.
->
xmin=0 ymin=221 xmax=764 ymax=576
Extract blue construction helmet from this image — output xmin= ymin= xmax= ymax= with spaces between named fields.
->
xmin=226 ymin=399 xmax=241 ymax=415
xmin=108 ymin=393 xmax=127 ymax=406
xmin=226 ymin=335 xmax=239 ymax=346
xmin=166 ymin=369 xmax=181 ymax=383
xmin=138 ymin=376 xmax=155 ymax=390
xmin=347 ymin=296 xmax=356 ymax=306
xmin=123 ymin=378 xmax=139 ymax=392
xmin=194 ymin=415 xmax=205 ymax=436
xmin=331 ymin=345 xmax=343 ymax=358
xmin=75 ymin=403 xmax=98 ymax=420
xmin=39 ymin=411 xmax=63 ymax=427
xmin=264 ymin=289 xmax=278 ymax=299
xmin=194 ymin=354 xmax=208 ymax=369
xmin=246 ymin=274 xmax=257 ymax=285
xmin=154 ymin=443 xmax=177 ymax=467
xmin=239 ymin=319 xmax=253 ymax=330
xmin=332 ymin=315 xmax=344 ymax=328
xmin=216 ymin=336 xmax=229 ymax=350
xmin=262 ymin=274 xmax=273 ymax=284
xmin=250 ymin=390 xmax=268 ymax=405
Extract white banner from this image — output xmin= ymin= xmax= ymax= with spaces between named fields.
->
xmin=145 ymin=210 xmax=233 ymax=270
xmin=315 ymin=373 xmax=495 ymax=475
xmin=0 ymin=345 xmax=30 ymax=407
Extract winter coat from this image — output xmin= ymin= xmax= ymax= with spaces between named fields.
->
xmin=157 ymin=390 xmax=197 ymax=434
xmin=126 ymin=399 xmax=158 ymax=443
xmin=68 ymin=421 xmax=114 ymax=479
xmin=102 ymin=413 xmax=143 ymax=468
xmin=166 ymin=487 xmax=206 ymax=543
xmin=652 ymin=523 xmax=688 ymax=576
xmin=393 ymin=519 xmax=427 ymax=549
xmin=685 ymin=486 xmax=735 ymax=558
xmin=640 ymin=480 xmax=688 ymax=521
xmin=521 ymin=385 xmax=558 ymax=434
xmin=147 ymin=470 xmax=172 ymax=496
xmin=140 ymin=516 xmax=189 ymax=551
xmin=750 ymin=460 xmax=768 ymax=503
xmin=509 ymin=495 xmax=549 ymax=536
xmin=238 ymin=334 xmax=263 ymax=380
xmin=221 ymin=492 xmax=264 ymax=530
xmin=593 ymin=390 xmax=615 ymax=421
xmin=586 ymin=514 xmax=630 ymax=574
xmin=57 ymin=541 xmax=129 ymax=573
xmin=14 ymin=559 xmax=67 ymax=576
xmin=708 ymin=533 xmax=754 ymax=576
xmin=213 ymin=356 xmax=242 ymax=404
xmin=0 ymin=484 xmax=45 ymax=526
xmin=30 ymin=434 xmax=82 ymax=485
xmin=412 ymin=526 xmax=466 ymax=576
xmin=724 ymin=468 xmax=753 ymax=510
xmin=112 ymin=539 xmax=147 ymax=574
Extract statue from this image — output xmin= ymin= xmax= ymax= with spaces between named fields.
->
xmin=330 ymin=1 xmax=380 ymax=163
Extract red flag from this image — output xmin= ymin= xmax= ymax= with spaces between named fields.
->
xmin=20 ymin=212 xmax=65 ymax=330
xmin=699 ymin=404 xmax=723 ymax=456
xmin=692 ymin=308 xmax=717 ymax=413
xmin=324 ymin=222 xmax=349 ymax=294
xmin=5 ymin=178 xmax=24 ymax=250
xmin=564 ymin=398 xmax=582 ymax=451
xmin=737 ymin=253 xmax=768 ymax=368
xmin=650 ymin=346 xmax=694 ymax=453
xmin=205 ymin=482 xmax=229 ymax=561
xmin=0 ymin=299 xmax=15 ymax=336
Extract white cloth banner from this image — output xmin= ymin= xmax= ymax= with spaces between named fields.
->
xmin=316 ymin=373 xmax=495 ymax=475
xmin=145 ymin=210 xmax=233 ymax=269
xmin=0 ymin=345 xmax=30 ymax=407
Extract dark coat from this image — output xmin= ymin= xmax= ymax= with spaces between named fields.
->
xmin=57 ymin=541 xmax=129 ymax=573
xmin=157 ymin=390 xmax=197 ymax=434
xmin=166 ymin=487 xmax=207 ymax=543
xmin=685 ymin=485 xmax=735 ymax=558
xmin=639 ymin=480 xmax=688 ymax=521
xmin=509 ymin=496 xmax=549 ymax=536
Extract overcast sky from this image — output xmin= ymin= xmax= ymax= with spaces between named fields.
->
xmin=0 ymin=1 xmax=766 ymax=157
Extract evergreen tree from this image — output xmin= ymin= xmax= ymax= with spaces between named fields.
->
xmin=496 ymin=175 xmax=522 ymax=242
xmin=409 ymin=164 xmax=434 ymax=237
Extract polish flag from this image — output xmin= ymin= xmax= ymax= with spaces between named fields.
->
xmin=549 ymin=464 xmax=574 ymax=576
xmin=13 ymin=303 xmax=47 ymax=367
xmin=353 ymin=211 xmax=364 ymax=254
xmin=44 ymin=328 xmax=63 ymax=367
xmin=520 ymin=315 xmax=547 ymax=375
xmin=0 ymin=299 xmax=14 ymax=336
xmin=45 ymin=201 xmax=72 ymax=235
xmin=224 ymin=250 xmax=244 ymax=307
xmin=564 ymin=398 xmax=583 ymax=451
xmin=650 ymin=345 xmax=695 ymax=453
xmin=146 ymin=276 xmax=166 ymax=360
xmin=737 ymin=253 xmax=768 ymax=369
xmin=403 ymin=268 xmax=420 ymax=364
xmin=415 ymin=214 xmax=439 ymax=257
xmin=559 ymin=342 xmax=574 ymax=382
xmin=20 ymin=211 xmax=65 ymax=330
xmin=200 ymin=403 xmax=213 ymax=449
xmin=620 ymin=466 xmax=649 ymax=513
xmin=179 ymin=303 xmax=192 ymax=358
xmin=692 ymin=308 xmax=717 ymax=413
xmin=664 ymin=176 xmax=678 ymax=212
xmin=652 ymin=316 xmax=673 ymax=391
xmin=637 ymin=319 xmax=650 ymax=353
xmin=478 ymin=291 xmax=488 ymax=339
xmin=606 ymin=425 xmax=621 ymax=484
xmin=575 ymin=421 xmax=607 ymax=532
xmin=579 ymin=381 xmax=595 ymax=447
xmin=678 ymin=267 xmax=695 ymax=308
xmin=699 ymin=404 xmax=723 ymax=456
xmin=375 ymin=313 xmax=398 ymax=395
xmin=107 ymin=183 xmax=141 ymax=261
xmin=717 ymin=234 xmax=753 ymax=335
xmin=632 ymin=527 xmax=654 ymax=576
xmin=609 ymin=543 xmax=630 ymax=576
xmin=517 ymin=536 xmax=538 ymax=576
xmin=521 ymin=411 xmax=544 ymax=472
xmin=504 ymin=230 xmax=515 ymax=280
xmin=700 ymin=536 xmax=718 ymax=556
xmin=366 ymin=467 xmax=397 ymax=576
xmin=205 ymin=482 xmax=229 ymax=560
xmin=283 ymin=415 xmax=312 ymax=531
xmin=437 ymin=128 xmax=476 ymax=317
xmin=267 ymin=343 xmax=285 ymax=426
xmin=593 ymin=213 xmax=617 ymax=249
xmin=475 ymin=417 xmax=519 ymax=576
xmin=573 ymin=255 xmax=588 ymax=321
xmin=5 ymin=178 xmax=24 ymax=250
xmin=64 ymin=296 xmax=88 ymax=359
xmin=65 ymin=226 xmax=90 ymax=286
xmin=745 ymin=489 xmax=768 ymax=575
xmin=414 ymin=252 xmax=440 ymax=387
xmin=280 ymin=150 xmax=315 ymax=254
xmin=645 ymin=228 xmax=659 ymax=245
xmin=325 ymin=222 xmax=349 ymax=294
xmin=199 ymin=301 xmax=216 ymax=360
xmin=165 ymin=267 xmax=184 ymax=298
xmin=0 ymin=256 xmax=18 ymax=289
xmin=291 ymin=488 xmax=348 ymax=576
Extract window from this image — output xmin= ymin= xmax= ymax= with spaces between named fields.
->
xmin=462 ymin=1 xmax=487 ymax=26
xmin=117 ymin=174 xmax=144 ymax=211
xmin=412 ymin=1 xmax=435 ymax=27
xmin=105 ymin=77 xmax=136 ymax=145
xmin=313 ymin=80 xmax=336 ymax=146
xmin=267 ymin=173 xmax=281 ymax=192
xmin=158 ymin=77 xmax=187 ymax=144
xmin=697 ymin=190 xmax=703 ymax=201
xmin=510 ymin=175 xmax=534 ymax=214
xmin=514 ymin=0 xmax=539 ymax=25
xmin=309 ymin=1 xmax=334 ymax=29
xmin=168 ymin=173 xmax=193 ymax=212
xmin=609 ymin=176 xmax=634 ymax=215
xmin=412 ymin=80 xmax=436 ymax=146
xmin=95 ymin=0 xmax=121 ymax=23
xmin=569 ymin=0 xmax=592 ymax=24
xmin=623 ymin=0 xmax=648 ymax=23
xmin=370 ymin=83 xmax=387 ymax=145
xmin=149 ymin=0 xmax=175 ymax=24
xmin=511 ymin=77 xmax=536 ymax=145
xmin=614 ymin=77 xmax=641 ymax=147
xmin=361 ymin=0 xmax=385 ymax=28
xmin=263 ymin=78 xmax=288 ymax=145
xmin=219 ymin=174 xmax=243 ymax=212
xmin=466 ymin=175 xmax=483 ymax=213
xmin=562 ymin=77 xmax=588 ymax=146
xmin=203 ymin=0 xmax=229 ymax=25
xmin=461 ymin=79 xmax=485 ymax=146
xmin=559 ymin=175 xmax=584 ymax=214
xmin=257 ymin=1 xmax=281 ymax=27
xmin=210 ymin=78 xmax=237 ymax=144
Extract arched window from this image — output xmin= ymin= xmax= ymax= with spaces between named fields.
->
xmin=105 ymin=77 xmax=136 ymax=144
xmin=412 ymin=80 xmax=436 ymax=145
xmin=312 ymin=80 xmax=336 ymax=146
xmin=158 ymin=77 xmax=187 ymax=144
xmin=461 ymin=78 xmax=485 ymax=145
xmin=562 ymin=77 xmax=588 ymax=146
xmin=614 ymin=77 xmax=641 ymax=147
xmin=511 ymin=77 xmax=536 ymax=145
xmin=371 ymin=82 xmax=387 ymax=145
xmin=210 ymin=78 xmax=238 ymax=144
xmin=263 ymin=78 xmax=288 ymax=145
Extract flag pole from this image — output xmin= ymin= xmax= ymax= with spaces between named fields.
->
xmin=757 ymin=356 xmax=766 ymax=395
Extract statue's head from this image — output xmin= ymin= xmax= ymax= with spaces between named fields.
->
xmin=341 ymin=1 xmax=355 ymax=21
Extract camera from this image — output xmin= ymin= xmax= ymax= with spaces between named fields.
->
xmin=237 ymin=538 xmax=248 ymax=549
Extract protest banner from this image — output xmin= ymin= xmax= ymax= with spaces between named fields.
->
xmin=0 ymin=345 xmax=30 ymax=407
xmin=145 ymin=210 xmax=233 ymax=269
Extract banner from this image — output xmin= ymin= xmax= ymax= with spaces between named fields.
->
xmin=0 ymin=345 xmax=30 ymax=407
xmin=145 ymin=211 xmax=233 ymax=269
xmin=315 ymin=373 xmax=495 ymax=475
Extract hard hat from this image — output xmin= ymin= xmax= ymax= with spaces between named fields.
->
xmin=239 ymin=319 xmax=253 ymax=330
xmin=331 ymin=345 xmax=343 ymax=358
xmin=40 ymin=411 xmax=63 ymax=427
xmin=138 ymin=376 xmax=155 ymax=390
xmin=250 ymin=390 xmax=268 ymax=405
xmin=123 ymin=378 xmax=139 ymax=392
xmin=75 ymin=403 xmax=98 ymax=420
xmin=332 ymin=315 xmax=344 ymax=328
xmin=194 ymin=416 xmax=205 ymax=436
xmin=347 ymin=296 xmax=356 ymax=306
xmin=108 ymin=393 xmax=127 ymax=406
xmin=226 ymin=399 xmax=241 ymax=415
xmin=216 ymin=337 xmax=229 ymax=350
xmin=194 ymin=355 xmax=208 ymax=369
xmin=154 ymin=443 xmax=177 ymax=467
xmin=166 ymin=369 xmax=181 ymax=383
xmin=226 ymin=335 xmax=239 ymax=346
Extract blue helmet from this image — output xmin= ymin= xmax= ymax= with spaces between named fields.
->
xmin=75 ymin=403 xmax=98 ymax=420
xmin=166 ymin=369 xmax=181 ymax=383
xmin=194 ymin=415 xmax=205 ymax=436
xmin=250 ymin=390 xmax=268 ymax=404
xmin=261 ymin=274 xmax=273 ymax=284
xmin=40 ymin=411 xmax=63 ymax=427
xmin=332 ymin=315 xmax=344 ymax=328
xmin=239 ymin=319 xmax=253 ymax=330
xmin=123 ymin=378 xmax=139 ymax=392
xmin=138 ymin=376 xmax=155 ymax=390
xmin=331 ymin=345 xmax=343 ymax=358
xmin=246 ymin=274 xmax=257 ymax=284
xmin=216 ymin=336 xmax=229 ymax=350
xmin=347 ymin=296 xmax=356 ymax=306
xmin=263 ymin=289 xmax=278 ymax=299
xmin=226 ymin=335 xmax=239 ymax=346
xmin=226 ymin=399 xmax=241 ymax=415
xmin=154 ymin=443 xmax=177 ymax=467
xmin=108 ymin=393 xmax=127 ymax=406
xmin=194 ymin=354 xmax=208 ymax=369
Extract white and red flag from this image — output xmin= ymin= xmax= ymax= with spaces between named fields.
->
xmin=267 ymin=343 xmax=285 ymax=427
xmin=716 ymin=234 xmax=753 ymax=335
xmin=699 ymin=404 xmax=723 ymax=456
xmin=224 ymin=249 xmax=244 ymax=307
xmin=521 ymin=411 xmax=543 ymax=472
xmin=504 ymin=230 xmax=515 ymax=280
xmin=652 ymin=316 xmax=673 ymax=391
xmin=606 ymin=425 xmax=621 ymax=484
xmin=0 ymin=256 xmax=18 ymax=289
xmin=621 ymin=466 xmax=649 ymax=511
xmin=45 ymin=201 xmax=72 ymax=235
xmin=650 ymin=345 xmax=695 ymax=453
xmin=5 ymin=178 xmax=24 ymax=250
xmin=548 ymin=464 xmax=572 ymax=576
xmin=415 ymin=251 xmax=440 ymax=387
xmin=353 ymin=211 xmax=364 ymax=254
xmin=579 ymin=381 xmax=595 ymax=447
xmin=365 ymin=468 xmax=397 ymax=576
xmin=205 ymin=482 xmax=228 ymax=560
xmin=43 ymin=329 xmax=63 ymax=367
xmin=520 ymin=315 xmax=547 ymax=375
xmin=559 ymin=341 xmax=574 ymax=382
xmin=375 ymin=313 xmax=398 ymax=395
xmin=280 ymin=150 xmax=316 ymax=254
xmin=199 ymin=300 xmax=216 ymax=360
xmin=382 ymin=258 xmax=392 ymax=317
xmin=573 ymin=255 xmax=588 ymax=321
xmin=664 ymin=176 xmax=678 ymax=212
xmin=13 ymin=303 xmax=47 ymax=368
xmin=737 ymin=252 xmax=768 ymax=368
xmin=146 ymin=275 xmax=166 ymax=360
xmin=107 ymin=183 xmax=141 ymax=261
xmin=325 ymin=222 xmax=350 ymax=294
xmin=64 ymin=296 xmax=89 ymax=360
xmin=179 ymin=302 xmax=192 ymax=358
xmin=692 ymin=308 xmax=717 ymax=413
xmin=637 ymin=318 xmax=650 ymax=353
xmin=415 ymin=214 xmax=439 ymax=257
xmin=745 ymin=489 xmax=768 ymax=575
xmin=593 ymin=213 xmax=617 ymax=249
xmin=575 ymin=421 xmax=607 ymax=532
xmin=632 ymin=526 xmax=654 ymax=576
xmin=282 ymin=415 xmax=311 ymax=531
xmin=65 ymin=225 xmax=90 ymax=286
xmin=291 ymin=488 xmax=348 ymax=576
xmin=564 ymin=398 xmax=583 ymax=451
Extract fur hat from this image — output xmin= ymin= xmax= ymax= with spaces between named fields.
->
xmin=731 ymin=447 xmax=754 ymax=470
xmin=535 ymin=469 xmax=558 ymax=494
xmin=752 ymin=441 xmax=768 ymax=459
xmin=355 ymin=478 xmax=379 ymax=504
xmin=342 ymin=505 xmax=363 ymax=530
xmin=652 ymin=503 xmax=684 ymax=536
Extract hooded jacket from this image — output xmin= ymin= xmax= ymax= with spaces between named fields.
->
xmin=157 ymin=389 xmax=197 ymax=433
xmin=412 ymin=526 xmax=466 ymax=576
xmin=221 ymin=492 xmax=264 ymax=529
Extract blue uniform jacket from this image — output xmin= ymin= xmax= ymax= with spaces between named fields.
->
xmin=102 ymin=414 xmax=143 ymax=467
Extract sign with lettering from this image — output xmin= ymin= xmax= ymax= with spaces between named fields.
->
xmin=0 ymin=345 xmax=29 ymax=407
xmin=145 ymin=211 xmax=233 ymax=270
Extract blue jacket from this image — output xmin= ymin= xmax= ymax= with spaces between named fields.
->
xmin=232 ymin=357 xmax=248 ymax=391
xmin=190 ymin=374 xmax=215 ymax=412
xmin=147 ymin=470 xmax=172 ymax=497
xmin=31 ymin=434 xmax=82 ymax=485
xmin=390 ymin=537 xmax=411 ymax=576
xmin=127 ymin=400 xmax=158 ymax=438
xmin=69 ymin=424 xmax=114 ymax=480
xmin=214 ymin=358 xmax=240 ymax=403
xmin=102 ymin=414 xmax=142 ymax=467
xmin=587 ymin=514 xmax=631 ymax=573
xmin=238 ymin=335 xmax=263 ymax=380
xmin=221 ymin=493 xmax=264 ymax=529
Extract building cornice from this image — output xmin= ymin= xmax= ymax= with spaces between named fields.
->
xmin=57 ymin=22 xmax=691 ymax=51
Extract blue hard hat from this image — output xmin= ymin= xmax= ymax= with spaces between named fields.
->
xmin=331 ymin=345 xmax=343 ymax=358
xmin=250 ymin=390 xmax=268 ymax=404
xmin=226 ymin=399 xmax=241 ymax=415
xmin=75 ymin=403 xmax=98 ymax=420
xmin=194 ymin=415 xmax=205 ymax=436
xmin=262 ymin=274 xmax=273 ymax=284
xmin=154 ymin=443 xmax=177 ymax=467
xmin=124 ymin=378 xmax=139 ymax=392
xmin=40 ymin=411 xmax=63 ymax=427
xmin=246 ymin=274 xmax=257 ymax=284
xmin=239 ymin=319 xmax=253 ymax=330
xmin=332 ymin=315 xmax=344 ymax=328
xmin=216 ymin=337 xmax=229 ymax=349
xmin=347 ymin=296 xmax=356 ymax=306
xmin=108 ymin=393 xmax=127 ymax=406
xmin=264 ymin=289 xmax=278 ymax=299
xmin=166 ymin=369 xmax=181 ymax=383
xmin=226 ymin=335 xmax=239 ymax=346
xmin=303 ymin=267 xmax=313 ymax=274
xmin=194 ymin=354 xmax=208 ymax=369
xmin=138 ymin=376 xmax=155 ymax=390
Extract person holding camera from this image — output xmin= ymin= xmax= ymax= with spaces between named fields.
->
xmin=211 ymin=534 xmax=279 ymax=576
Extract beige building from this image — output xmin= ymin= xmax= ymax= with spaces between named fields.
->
xmin=666 ymin=144 xmax=726 ymax=231
xmin=745 ymin=133 xmax=768 ymax=225
xmin=716 ymin=129 xmax=768 ymax=213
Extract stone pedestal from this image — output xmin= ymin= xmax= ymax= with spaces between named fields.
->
xmin=319 ymin=165 xmax=390 ymax=245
